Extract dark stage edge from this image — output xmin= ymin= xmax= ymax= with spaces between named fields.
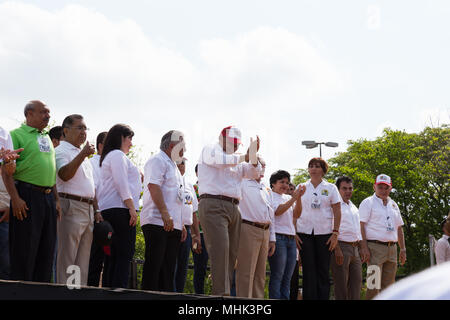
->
xmin=0 ymin=280 xmax=244 ymax=300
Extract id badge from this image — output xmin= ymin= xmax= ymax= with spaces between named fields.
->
xmin=37 ymin=135 xmax=51 ymax=153
xmin=183 ymin=191 xmax=193 ymax=205
xmin=177 ymin=186 xmax=184 ymax=204
xmin=385 ymin=216 xmax=394 ymax=232
xmin=311 ymin=193 xmax=321 ymax=209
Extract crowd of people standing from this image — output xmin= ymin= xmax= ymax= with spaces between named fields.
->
xmin=1 ymin=100 xmax=449 ymax=299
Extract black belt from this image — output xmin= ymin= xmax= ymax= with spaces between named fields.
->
xmin=16 ymin=181 xmax=53 ymax=194
xmin=59 ymin=193 xmax=94 ymax=205
xmin=199 ymin=194 xmax=239 ymax=205
xmin=242 ymin=219 xmax=270 ymax=230
xmin=367 ymin=240 xmax=397 ymax=246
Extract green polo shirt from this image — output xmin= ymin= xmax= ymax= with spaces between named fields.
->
xmin=10 ymin=124 xmax=56 ymax=187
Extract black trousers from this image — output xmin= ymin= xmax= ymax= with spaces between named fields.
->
xmin=9 ymin=181 xmax=57 ymax=282
xmin=298 ymin=233 xmax=332 ymax=300
xmin=141 ymin=224 xmax=181 ymax=292
xmin=101 ymin=208 xmax=136 ymax=289
xmin=87 ymin=238 xmax=110 ymax=287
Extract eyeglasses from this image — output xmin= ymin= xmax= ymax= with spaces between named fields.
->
xmin=67 ymin=126 xmax=89 ymax=131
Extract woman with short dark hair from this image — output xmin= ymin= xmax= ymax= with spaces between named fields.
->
xmin=297 ymin=157 xmax=342 ymax=300
xmin=268 ymin=170 xmax=305 ymax=299
xmin=97 ymin=124 xmax=141 ymax=288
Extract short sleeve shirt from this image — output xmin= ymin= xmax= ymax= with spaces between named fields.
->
xmin=140 ymin=151 xmax=185 ymax=231
xmin=10 ymin=124 xmax=56 ymax=187
xmin=55 ymin=141 xmax=95 ymax=198
xmin=297 ymin=180 xmax=341 ymax=235
xmin=0 ymin=127 xmax=14 ymax=164
xmin=270 ymin=192 xmax=296 ymax=236
xmin=359 ymin=194 xmax=404 ymax=242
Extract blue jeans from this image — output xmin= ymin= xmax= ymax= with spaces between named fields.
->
xmin=174 ymin=226 xmax=191 ymax=293
xmin=191 ymin=233 xmax=209 ymax=294
xmin=0 ymin=222 xmax=10 ymax=280
xmin=268 ymin=234 xmax=297 ymax=299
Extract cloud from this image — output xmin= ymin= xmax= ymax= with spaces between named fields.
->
xmin=0 ymin=1 xmax=346 ymax=183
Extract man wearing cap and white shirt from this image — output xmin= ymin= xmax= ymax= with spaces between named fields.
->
xmin=198 ymin=126 xmax=261 ymax=296
xmin=359 ymin=174 xmax=407 ymax=300
xmin=140 ymin=130 xmax=187 ymax=292
xmin=330 ymin=176 xmax=363 ymax=300
xmin=55 ymin=114 xmax=96 ymax=286
xmin=235 ymin=158 xmax=275 ymax=299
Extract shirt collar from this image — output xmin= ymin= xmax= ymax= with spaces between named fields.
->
xmin=159 ymin=150 xmax=175 ymax=165
xmin=59 ymin=140 xmax=81 ymax=151
xmin=21 ymin=123 xmax=48 ymax=134
xmin=443 ymin=235 xmax=449 ymax=240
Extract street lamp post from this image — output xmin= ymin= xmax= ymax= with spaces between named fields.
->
xmin=301 ymin=140 xmax=339 ymax=157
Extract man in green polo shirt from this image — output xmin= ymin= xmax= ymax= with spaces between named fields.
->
xmin=1 ymin=100 xmax=61 ymax=283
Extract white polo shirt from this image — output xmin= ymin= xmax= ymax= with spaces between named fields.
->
xmin=435 ymin=235 xmax=450 ymax=265
xmin=0 ymin=127 xmax=13 ymax=210
xmin=338 ymin=200 xmax=362 ymax=242
xmin=239 ymin=179 xmax=275 ymax=242
xmin=296 ymin=180 xmax=341 ymax=235
xmin=181 ymin=180 xmax=198 ymax=226
xmin=90 ymin=154 xmax=102 ymax=192
xmin=359 ymin=194 xmax=404 ymax=242
xmin=55 ymin=141 xmax=95 ymax=199
xmin=197 ymin=143 xmax=261 ymax=200
xmin=270 ymin=192 xmax=296 ymax=236
xmin=140 ymin=151 xmax=185 ymax=231
xmin=97 ymin=149 xmax=142 ymax=211
xmin=0 ymin=127 xmax=13 ymax=164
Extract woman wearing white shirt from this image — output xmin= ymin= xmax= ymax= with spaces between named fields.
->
xmin=297 ymin=158 xmax=341 ymax=300
xmin=97 ymin=124 xmax=141 ymax=289
xmin=268 ymin=170 xmax=305 ymax=299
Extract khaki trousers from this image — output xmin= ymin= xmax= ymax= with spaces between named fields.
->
xmin=236 ymin=222 xmax=270 ymax=299
xmin=198 ymin=197 xmax=241 ymax=296
xmin=365 ymin=242 xmax=398 ymax=300
xmin=330 ymin=241 xmax=362 ymax=300
xmin=57 ymin=198 xmax=94 ymax=286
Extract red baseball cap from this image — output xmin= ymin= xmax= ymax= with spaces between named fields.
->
xmin=375 ymin=174 xmax=392 ymax=186
xmin=221 ymin=126 xmax=242 ymax=145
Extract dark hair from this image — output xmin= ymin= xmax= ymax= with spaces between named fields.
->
xmin=336 ymin=176 xmax=353 ymax=190
xmin=100 ymin=124 xmax=134 ymax=167
xmin=269 ymin=170 xmax=291 ymax=188
xmin=308 ymin=157 xmax=329 ymax=175
xmin=49 ymin=126 xmax=63 ymax=141
xmin=96 ymin=131 xmax=108 ymax=150
xmin=62 ymin=114 xmax=83 ymax=129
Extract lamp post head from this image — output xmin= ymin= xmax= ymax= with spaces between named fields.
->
xmin=324 ymin=142 xmax=339 ymax=148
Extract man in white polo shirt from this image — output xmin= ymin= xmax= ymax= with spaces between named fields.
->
xmin=198 ymin=126 xmax=261 ymax=296
xmin=330 ymin=176 xmax=362 ymax=300
xmin=55 ymin=114 xmax=96 ymax=286
xmin=140 ymin=130 xmax=187 ymax=292
xmin=359 ymin=174 xmax=407 ymax=300
xmin=235 ymin=159 xmax=275 ymax=298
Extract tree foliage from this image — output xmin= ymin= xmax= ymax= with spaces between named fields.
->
xmin=293 ymin=125 xmax=449 ymax=275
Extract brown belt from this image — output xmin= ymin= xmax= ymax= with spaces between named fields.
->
xmin=339 ymin=240 xmax=360 ymax=247
xmin=199 ymin=194 xmax=239 ymax=205
xmin=276 ymin=233 xmax=295 ymax=239
xmin=16 ymin=181 xmax=53 ymax=194
xmin=59 ymin=193 xmax=94 ymax=205
xmin=367 ymin=240 xmax=397 ymax=247
xmin=242 ymin=219 xmax=270 ymax=230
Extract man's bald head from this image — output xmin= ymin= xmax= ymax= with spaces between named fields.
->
xmin=24 ymin=100 xmax=50 ymax=131
xmin=24 ymin=100 xmax=46 ymax=117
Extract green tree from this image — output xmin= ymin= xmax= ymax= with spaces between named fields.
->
xmin=293 ymin=125 xmax=449 ymax=275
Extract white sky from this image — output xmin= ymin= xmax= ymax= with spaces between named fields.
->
xmin=0 ymin=0 xmax=449 ymax=185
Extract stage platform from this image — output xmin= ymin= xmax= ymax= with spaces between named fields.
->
xmin=0 ymin=280 xmax=239 ymax=300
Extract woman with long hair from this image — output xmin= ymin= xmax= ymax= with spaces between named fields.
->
xmin=97 ymin=124 xmax=141 ymax=288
